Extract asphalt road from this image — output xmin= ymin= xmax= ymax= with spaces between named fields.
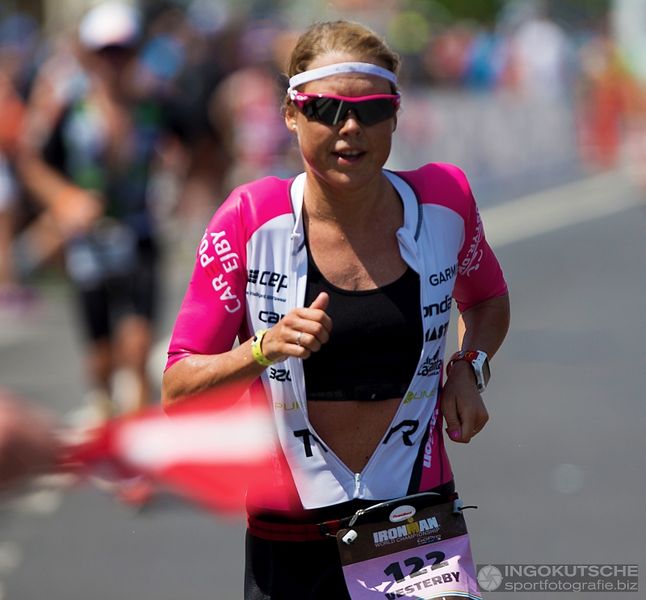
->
xmin=1 ymin=167 xmax=644 ymax=599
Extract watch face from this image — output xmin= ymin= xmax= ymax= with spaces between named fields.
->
xmin=470 ymin=351 xmax=490 ymax=391
xmin=447 ymin=350 xmax=490 ymax=391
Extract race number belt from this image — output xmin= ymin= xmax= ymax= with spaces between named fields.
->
xmin=336 ymin=492 xmax=482 ymax=599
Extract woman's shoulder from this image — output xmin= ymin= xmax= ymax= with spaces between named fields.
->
xmin=393 ymin=162 xmax=476 ymax=220
xmin=394 ymin=162 xmax=473 ymax=198
xmin=205 ymin=175 xmax=296 ymax=236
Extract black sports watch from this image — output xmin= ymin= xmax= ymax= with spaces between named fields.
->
xmin=446 ymin=350 xmax=490 ymax=392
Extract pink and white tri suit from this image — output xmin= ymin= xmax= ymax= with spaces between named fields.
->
xmin=166 ymin=162 xmax=508 ymax=514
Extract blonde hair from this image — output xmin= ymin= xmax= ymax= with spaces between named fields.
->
xmin=287 ymin=20 xmax=400 ymax=85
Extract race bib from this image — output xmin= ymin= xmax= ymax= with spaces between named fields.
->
xmin=336 ymin=495 xmax=482 ymax=600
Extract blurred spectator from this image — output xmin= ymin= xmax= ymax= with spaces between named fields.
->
xmin=0 ymin=388 xmax=59 ymax=491
xmin=0 ymin=13 xmax=38 ymax=312
xmin=208 ymin=21 xmax=298 ymax=191
xmin=507 ymin=5 xmax=571 ymax=100
xmin=423 ymin=23 xmax=475 ymax=86
xmin=575 ymin=26 xmax=630 ymax=170
xmin=159 ymin=4 xmax=234 ymax=224
xmin=18 ymin=1 xmax=186 ymax=424
xmin=463 ymin=25 xmax=509 ymax=90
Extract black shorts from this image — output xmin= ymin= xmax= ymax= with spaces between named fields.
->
xmin=244 ymin=480 xmax=456 ymax=600
xmin=74 ymin=238 xmax=159 ymax=341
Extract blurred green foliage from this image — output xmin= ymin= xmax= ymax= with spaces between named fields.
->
xmin=398 ymin=0 xmax=610 ymax=27
xmin=429 ymin=0 xmax=504 ymax=23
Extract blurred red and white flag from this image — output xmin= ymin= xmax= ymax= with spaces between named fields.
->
xmin=62 ymin=386 xmax=293 ymax=512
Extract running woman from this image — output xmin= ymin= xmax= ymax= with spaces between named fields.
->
xmin=163 ymin=20 xmax=510 ymax=599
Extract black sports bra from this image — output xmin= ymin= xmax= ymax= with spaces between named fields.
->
xmin=303 ymin=249 xmax=423 ymax=401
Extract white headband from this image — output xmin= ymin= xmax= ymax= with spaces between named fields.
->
xmin=287 ymin=62 xmax=397 ymax=94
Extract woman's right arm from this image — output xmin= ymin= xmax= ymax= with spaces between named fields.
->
xmin=161 ymin=292 xmax=331 ymax=409
xmin=161 ymin=199 xmax=331 ymax=410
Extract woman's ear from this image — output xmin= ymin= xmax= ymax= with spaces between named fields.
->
xmin=392 ymin=115 xmax=398 ymax=132
xmin=284 ymin=104 xmax=298 ymax=133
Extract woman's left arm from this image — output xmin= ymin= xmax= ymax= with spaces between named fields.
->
xmin=441 ymin=292 xmax=510 ymax=443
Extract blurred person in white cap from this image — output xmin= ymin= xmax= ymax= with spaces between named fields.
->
xmin=18 ymin=1 xmax=186 ymax=425
xmin=78 ymin=1 xmax=141 ymax=52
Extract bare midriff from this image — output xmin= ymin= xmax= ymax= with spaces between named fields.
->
xmin=307 ymin=397 xmax=402 ymax=473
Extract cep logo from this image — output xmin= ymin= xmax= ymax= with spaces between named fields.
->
xmin=248 ymin=269 xmax=288 ymax=292
xmin=259 ymin=310 xmax=285 ymax=324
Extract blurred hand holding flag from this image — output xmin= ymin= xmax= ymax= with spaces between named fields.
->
xmin=59 ymin=384 xmax=293 ymax=512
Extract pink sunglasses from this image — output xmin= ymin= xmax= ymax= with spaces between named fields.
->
xmin=290 ymin=91 xmax=400 ymax=126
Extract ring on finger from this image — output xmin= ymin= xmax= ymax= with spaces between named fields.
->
xmin=296 ymin=331 xmax=303 ymax=346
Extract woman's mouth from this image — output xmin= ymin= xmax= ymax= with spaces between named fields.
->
xmin=333 ymin=149 xmax=366 ymax=163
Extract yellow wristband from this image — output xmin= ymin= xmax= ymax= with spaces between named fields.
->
xmin=251 ymin=329 xmax=274 ymax=367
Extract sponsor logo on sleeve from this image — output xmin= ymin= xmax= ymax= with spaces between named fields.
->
xmin=459 ymin=209 xmax=484 ymax=277
xmin=199 ymin=230 xmax=241 ymax=314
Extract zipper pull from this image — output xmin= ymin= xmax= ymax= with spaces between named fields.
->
xmin=354 ymin=473 xmax=361 ymax=497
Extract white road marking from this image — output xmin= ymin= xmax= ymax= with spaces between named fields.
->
xmin=482 ymin=169 xmax=642 ymax=248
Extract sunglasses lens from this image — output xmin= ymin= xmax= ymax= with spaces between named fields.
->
xmin=303 ymin=97 xmax=344 ymax=125
xmin=300 ymin=97 xmax=396 ymax=126
xmin=354 ymin=99 xmax=396 ymax=125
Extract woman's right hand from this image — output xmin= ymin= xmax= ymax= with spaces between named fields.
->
xmin=261 ymin=292 xmax=332 ymax=362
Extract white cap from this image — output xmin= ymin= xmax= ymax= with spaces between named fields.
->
xmin=79 ymin=2 xmax=141 ymax=51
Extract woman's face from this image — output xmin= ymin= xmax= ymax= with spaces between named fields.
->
xmin=285 ymin=52 xmax=397 ymax=194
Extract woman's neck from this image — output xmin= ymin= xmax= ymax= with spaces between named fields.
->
xmin=303 ymin=171 xmax=396 ymax=231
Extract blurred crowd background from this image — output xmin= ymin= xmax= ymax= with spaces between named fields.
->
xmin=2 ymin=0 xmax=646 ymax=419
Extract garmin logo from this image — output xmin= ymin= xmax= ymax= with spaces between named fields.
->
xmin=423 ymin=295 xmax=452 ymax=317
xmin=429 ymin=264 xmax=457 ymax=286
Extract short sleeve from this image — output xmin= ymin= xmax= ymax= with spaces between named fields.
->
xmin=452 ymin=177 xmax=508 ymax=313
xmin=165 ymin=194 xmax=248 ymax=370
